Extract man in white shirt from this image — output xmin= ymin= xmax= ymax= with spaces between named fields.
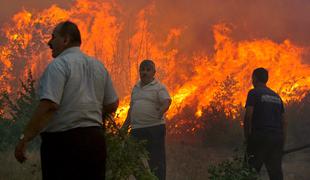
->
xmin=15 ymin=21 xmax=119 ymax=180
xmin=122 ymin=60 xmax=171 ymax=180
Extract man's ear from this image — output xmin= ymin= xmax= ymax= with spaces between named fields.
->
xmin=63 ymin=35 xmax=71 ymax=46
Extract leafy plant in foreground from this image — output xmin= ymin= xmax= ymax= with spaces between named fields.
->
xmin=208 ymin=147 xmax=259 ymax=180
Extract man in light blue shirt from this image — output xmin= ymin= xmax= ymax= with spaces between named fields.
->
xmin=15 ymin=21 xmax=119 ymax=180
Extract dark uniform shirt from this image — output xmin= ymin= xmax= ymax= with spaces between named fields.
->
xmin=245 ymin=86 xmax=285 ymax=134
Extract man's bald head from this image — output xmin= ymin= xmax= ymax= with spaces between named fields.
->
xmin=56 ymin=21 xmax=82 ymax=46
xmin=48 ymin=21 xmax=82 ymax=58
xmin=139 ymin=59 xmax=156 ymax=72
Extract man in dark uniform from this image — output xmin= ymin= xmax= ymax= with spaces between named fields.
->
xmin=244 ymin=67 xmax=287 ymax=180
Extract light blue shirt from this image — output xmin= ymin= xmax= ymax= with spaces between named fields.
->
xmin=130 ymin=79 xmax=171 ymax=129
xmin=39 ymin=47 xmax=118 ymax=132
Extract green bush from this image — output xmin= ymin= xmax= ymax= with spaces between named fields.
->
xmin=285 ymin=94 xmax=310 ymax=147
xmin=199 ymin=76 xmax=243 ymax=147
xmin=0 ymin=70 xmax=39 ymax=150
xmin=105 ymin=115 xmax=157 ymax=180
xmin=167 ymin=76 xmax=244 ymax=147
xmin=208 ymin=148 xmax=259 ymax=180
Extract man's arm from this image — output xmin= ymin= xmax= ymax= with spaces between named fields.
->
xmin=102 ymin=99 xmax=119 ymax=124
xmin=158 ymin=99 xmax=172 ymax=117
xmin=101 ymin=69 xmax=119 ymax=120
xmin=121 ymin=107 xmax=132 ymax=130
xmin=15 ymin=99 xmax=58 ymax=163
xmin=282 ymin=113 xmax=288 ymax=145
xmin=103 ymin=99 xmax=119 ymax=115
xmin=243 ymin=106 xmax=254 ymax=141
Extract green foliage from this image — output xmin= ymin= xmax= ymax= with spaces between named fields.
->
xmin=0 ymin=70 xmax=39 ymax=150
xmin=167 ymin=76 xmax=244 ymax=145
xmin=105 ymin=117 xmax=157 ymax=179
xmin=0 ymin=70 xmax=157 ymax=179
xmin=208 ymin=148 xmax=259 ymax=180
xmin=201 ymin=76 xmax=243 ymax=146
xmin=205 ymin=78 xmax=258 ymax=179
xmin=285 ymin=93 xmax=310 ymax=147
xmin=0 ymin=94 xmax=11 ymax=149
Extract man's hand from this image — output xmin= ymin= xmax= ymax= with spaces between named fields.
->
xmin=102 ymin=100 xmax=119 ymax=115
xmin=244 ymin=106 xmax=254 ymax=140
xmin=14 ymin=100 xmax=58 ymax=163
xmin=158 ymin=99 xmax=172 ymax=118
xmin=15 ymin=140 xmax=28 ymax=163
xmin=282 ymin=113 xmax=288 ymax=146
xmin=121 ymin=118 xmax=130 ymax=133
xmin=121 ymin=106 xmax=132 ymax=132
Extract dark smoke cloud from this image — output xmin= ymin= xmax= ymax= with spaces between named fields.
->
xmin=120 ymin=0 xmax=310 ymax=62
xmin=153 ymin=0 xmax=310 ymax=46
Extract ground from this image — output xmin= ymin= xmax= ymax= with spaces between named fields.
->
xmin=1 ymin=141 xmax=310 ymax=180
xmin=167 ymin=142 xmax=310 ymax=180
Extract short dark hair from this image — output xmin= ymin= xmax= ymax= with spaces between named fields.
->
xmin=58 ymin=21 xmax=82 ymax=45
xmin=139 ymin=59 xmax=156 ymax=70
xmin=252 ymin=67 xmax=268 ymax=83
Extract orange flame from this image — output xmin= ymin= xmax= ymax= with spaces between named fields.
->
xmin=0 ymin=0 xmax=309 ymax=132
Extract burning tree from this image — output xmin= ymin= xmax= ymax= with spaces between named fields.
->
xmin=200 ymin=76 xmax=243 ymax=146
xmin=167 ymin=76 xmax=243 ymax=146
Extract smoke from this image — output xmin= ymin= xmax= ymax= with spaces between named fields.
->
xmin=109 ymin=0 xmax=310 ymax=65
xmin=148 ymin=0 xmax=309 ymax=49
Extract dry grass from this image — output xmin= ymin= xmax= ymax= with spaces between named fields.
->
xmin=4 ymin=133 xmax=306 ymax=180
xmin=281 ymin=149 xmax=310 ymax=180
xmin=166 ymin=141 xmax=233 ymax=180
xmin=166 ymin=142 xmax=310 ymax=180
xmin=1 ymin=143 xmax=310 ymax=180
xmin=0 ymin=151 xmax=41 ymax=180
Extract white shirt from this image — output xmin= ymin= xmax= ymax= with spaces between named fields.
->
xmin=39 ymin=47 xmax=118 ymax=132
xmin=130 ymin=79 xmax=171 ymax=129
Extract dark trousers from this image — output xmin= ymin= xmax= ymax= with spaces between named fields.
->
xmin=246 ymin=131 xmax=284 ymax=180
xmin=131 ymin=124 xmax=166 ymax=180
xmin=40 ymin=126 xmax=106 ymax=180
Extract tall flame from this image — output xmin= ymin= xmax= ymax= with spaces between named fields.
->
xmin=0 ymin=0 xmax=309 ymax=132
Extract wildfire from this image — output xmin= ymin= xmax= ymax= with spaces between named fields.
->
xmin=0 ymin=0 xmax=309 ymax=133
